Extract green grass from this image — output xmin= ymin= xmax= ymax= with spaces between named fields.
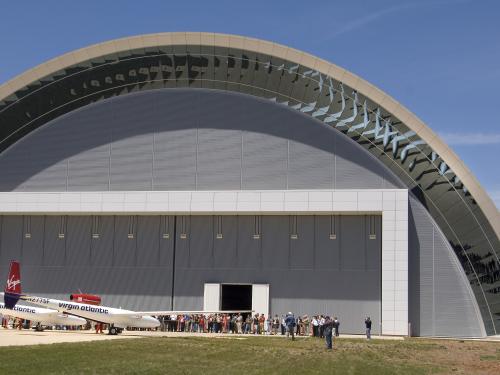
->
xmin=0 ymin=336 xmax=497 ymax=375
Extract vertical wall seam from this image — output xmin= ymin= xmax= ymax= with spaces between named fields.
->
xmin=432 ymin=225 xmax=435 ymax=336
xmin=195 ymin=128 xmax=199 ymax=190
xmin=152 ymin=132 xmax=155 ymax=190
xmin=240 ymin=130 xmax=243 ymax=189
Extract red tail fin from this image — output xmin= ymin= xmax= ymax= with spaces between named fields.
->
xmin=5 ymin=260 xmax=21 ymax=294
xmin=4 ymin=260 xmax=21 ymax=309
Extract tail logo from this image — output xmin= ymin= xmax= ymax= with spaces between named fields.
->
xmin=6 ymin=275 xmax=20 ymax=291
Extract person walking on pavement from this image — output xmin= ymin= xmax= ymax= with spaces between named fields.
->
xmin=365 ymin=317 xmax=372 ymax=339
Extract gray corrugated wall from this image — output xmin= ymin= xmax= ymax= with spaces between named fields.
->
xmin=0 ymin=89 xmax=397 ymax=192
xmin=172 ymin=215 xmax=381 ymax=334
xmin=0 ymin=214 xmax=380 ymax=334
xmin=0 ymin=88 xmax=485 ymax=336
xmin=408 ymin=197 xmax=485 ymax=337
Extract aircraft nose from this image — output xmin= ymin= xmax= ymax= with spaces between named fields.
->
xmin=149 ymin=316 xmax=160 ymax=327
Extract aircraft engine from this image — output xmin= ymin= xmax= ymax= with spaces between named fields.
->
xmin=69 ymin=293 xmax=102 ymax=305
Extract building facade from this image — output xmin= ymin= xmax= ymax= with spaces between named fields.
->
xmin=0 ymin=33 xmax=498 ymax=337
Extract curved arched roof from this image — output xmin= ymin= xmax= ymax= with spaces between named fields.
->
xmin=0 ymin=32 xmax=499 ymax=334
xmin=0 ymin=32 xmax=497 ymax=237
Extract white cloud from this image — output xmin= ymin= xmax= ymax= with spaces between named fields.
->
xmin=326 ymin=4 xmax=413 ymax=40
xmin=325 ymin=0 xmax=472 ymax=40
xmin=438 ymin=132 xmax=500 ymax=146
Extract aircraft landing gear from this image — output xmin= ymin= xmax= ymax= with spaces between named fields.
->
xmin=34 ymin=323 xmax=44 ymax=332
xmin=108 ymin=325 xmax=123 ymax=335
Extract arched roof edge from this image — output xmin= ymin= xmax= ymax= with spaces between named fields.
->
xmin=1 ymin=31 xmax=498 ymax=237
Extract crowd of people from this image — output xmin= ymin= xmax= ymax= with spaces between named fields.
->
xmin=2 ymin=312 xmax=374 ymax=348
xmin=155 ymin=313 xmax=346 ymax=338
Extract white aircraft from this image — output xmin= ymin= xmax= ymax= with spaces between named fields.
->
xmin=4 ymin=261 xmax=251 ymax=335
xmin=0 ymin=294 xmax=87 ymax=330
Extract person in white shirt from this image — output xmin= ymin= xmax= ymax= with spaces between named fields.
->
xmin=319 ymin=315 xmax=326 ymax=338
xmin=312 ymin=316 xmax=319 ymax=337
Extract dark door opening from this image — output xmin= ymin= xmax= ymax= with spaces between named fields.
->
xmin=221 ymin=284 xmax=252 ymax=314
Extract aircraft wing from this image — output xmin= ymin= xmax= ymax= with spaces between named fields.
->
xmin=112 ymin=310 xmax=254 ymax=317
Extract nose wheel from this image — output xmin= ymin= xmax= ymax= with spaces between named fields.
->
xmin=108 ymin=325 xmax=123 ymax=335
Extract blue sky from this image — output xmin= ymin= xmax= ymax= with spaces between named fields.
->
xmin=1 ymin=0 xmax=499 ymax=208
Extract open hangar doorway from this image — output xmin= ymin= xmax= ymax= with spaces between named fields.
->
xmin=204 ymin=283 xmax=269 ymax=318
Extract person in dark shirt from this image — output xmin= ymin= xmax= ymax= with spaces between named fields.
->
xmin=323 ymin=316 xmax=334 ymax=349
xmin=253 ymin=314 xmax=259 ymax=334
xmin=365 ymin=317 xmax=372 ymax=339
xmin=333 ymin=317 xmax=340 ymax=336
xmin=285 ymin=312 xmax=296 ymax=341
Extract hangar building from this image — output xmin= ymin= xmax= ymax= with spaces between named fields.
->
xmin=0 ymin=33 xmax=498 ymax=337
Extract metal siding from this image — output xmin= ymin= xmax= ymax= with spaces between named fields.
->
xmin=197 ymin=128 xmax=242 ymax=190
xmin=408 ymin=197 xmax=484 ymax=337
xmin=366 ymin=216 xmax=382 ymax=270
xmin=236 ymin=215 xmax=261 ymax=269
xmin=290 ymin=215 xmax=314 ymax=269
xmin=153 ymin=129 xmax=197 ymax=190
xmin=21 ymin=216 xmax=44 ymax=266
xmin=0 ymin=216 xmax=22 ymax=263
xmin=68 ymin=144 xmax=110 ymax=191
xmin=189 ymin=216 xmax=213 ymax=268
xmin=113 ymin=216 xmax=137 ymax=267
xmin=213 ymin=216 xmax=237 ymax=269
xmin=334 ymin=136 xmax=384 ymax=189
xmin=110 ymin=134 xmax=153 ymax=191
xmin=174 ymin=216 xmax=191 ymax=268
xmin=136 ymin=216 xmax=160 ymax=267
xmin=14 ymin=118 xmax=70 ymax=191
xmin=241 ymin=132 xmax=287 ymax=190
xmin=0 ymin=89 xmax=399 ymax=194
xmin=43 ymin=216 xmax=66 ymax=266
xmin=262 ymin=216 xmax=289 ymax=269
xmin=19 ymin=164 xmax=67 ymax=191
xmin=159 ymin=216 xmax=174 ymax=267
xmin=433 ymin=224 xmax=484 ymax=337
xmin=409 ymin=198 xmax=433 ymax=336
xmin=314 ymin=216 xmax=340 ymax=270
xmin=90 ymin=216 xmax=114 ymax=267
xmin=64 ymin=106 xmax=113 ymax=191
xmin=287 ymin=135 xmax=334 ymax=190
xmin=340 ymin=216 xmax=366 ymax=270
xmin=0 ymin=214 xmax=382 ymax=333
xmin=66 ymin=216 xmax=91 ymax=266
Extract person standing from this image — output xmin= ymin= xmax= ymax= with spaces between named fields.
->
xmin=365 ymin=317 xmax=372 ymax=339
xmin=253 ymin=314 xmax=259 ymax=334
xmin=272 ymin=314 xmax=279 ymax=335
xmin=323 ymin=316 xmax=334 ymax=350
xmin=259 ymin=314 xmax=265 ymax=335
xmin=319 ymin=315 xmax=325 ymax=338
xmin=312 ymin=316 xmax=319 ymax=337
xmin=333 ymin=317 xmax=340 ymax=336
xmin=303 ymin=315 xmax=310 ymax=336
xmin=285 ymin=312 xmax=296 ymax=341
xmin=236 ymin=314 xmax=243 ymax=334
xmin=245 ymin=315 xmax=252 ymax=334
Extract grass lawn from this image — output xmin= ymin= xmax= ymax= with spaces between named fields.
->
xmin=0 ymin=336 xmax=499 ymax=375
